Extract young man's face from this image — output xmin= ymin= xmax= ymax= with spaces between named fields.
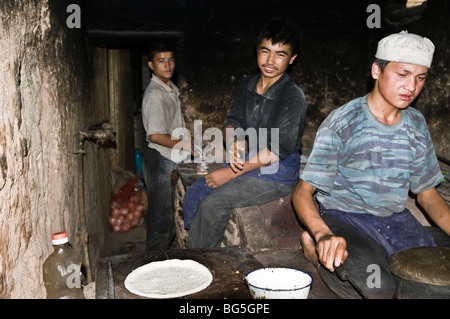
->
xmin=256 ymin=38 xmax=297 ymax=81
xmin=148 ymin=51 xmax=175 ymax=85
xmin=372 ymin=61 xmax=428 ymax=110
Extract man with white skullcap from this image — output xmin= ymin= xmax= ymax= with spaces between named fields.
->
xmin=293 ymin=31 xmax=450 ymax=298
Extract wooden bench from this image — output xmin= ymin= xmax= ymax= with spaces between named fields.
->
xmin=174 ymin=176 xmax=303 ymax=252
xmin=221 ymin=194 xmax=303 ymax=253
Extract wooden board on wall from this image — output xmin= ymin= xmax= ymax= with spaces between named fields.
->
xmin=108 ymin=48 xmax=135 ymax=172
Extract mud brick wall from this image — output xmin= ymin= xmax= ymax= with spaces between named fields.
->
xmin=0 ymin=0 xmax=111 ymax=298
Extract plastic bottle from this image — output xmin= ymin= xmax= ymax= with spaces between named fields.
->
xmin=42 ymin=232 xmax=85 ymax=299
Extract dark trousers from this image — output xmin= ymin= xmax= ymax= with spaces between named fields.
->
xmin=319 ymin=214 xmax=450 ymax=299
xmin=142 ymin=148 xmax=177 ymax=250
xmin=187 ymin=175 xmax=297 ymax=248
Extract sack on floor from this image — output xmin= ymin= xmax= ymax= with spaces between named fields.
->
xmin=109 ymin=177 xmax=144 ymax=232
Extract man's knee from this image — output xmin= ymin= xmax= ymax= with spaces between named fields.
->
xmin=363 ymin=271 xmax=396 ymax=299
xmin=319 ymin=265 xmax=396 ymax=299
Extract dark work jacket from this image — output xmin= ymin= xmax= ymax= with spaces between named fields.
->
xmin=223 ymin=72 xmax=307 ymax=183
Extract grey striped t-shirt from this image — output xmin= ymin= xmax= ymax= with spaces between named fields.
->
xmin=301 ymin=94 xmax=443 ymax=217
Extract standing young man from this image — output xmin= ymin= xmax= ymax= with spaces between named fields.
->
xmin=293 ymin=31 xmax=450 ymax=298
xmin=184 ymin=17 xmax=308 ymax=248
xmin=141 ymin=43 xmax=192 ymax=250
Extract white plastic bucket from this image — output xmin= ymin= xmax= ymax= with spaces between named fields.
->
xmin=245 ymin=267 xmax=313 ymax=299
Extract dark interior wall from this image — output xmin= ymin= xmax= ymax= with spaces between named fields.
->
xmin=86 ymin=0 xmax=449 ymax=160
xmin=178 ymin=0 xmax=449 ymax=161
xmin=404 ymin=1 xmax=450 ymax=162
xmin=217 ymin=1 xmax=448 ymax=161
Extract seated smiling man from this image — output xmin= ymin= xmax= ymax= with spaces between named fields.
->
xmin=184 ymin=17 xmax=308 ymax=248
xmin=293 ymin=31 xmax=450 ymax=299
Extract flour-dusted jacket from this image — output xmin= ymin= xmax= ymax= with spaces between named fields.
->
xmin=224 ymin=72 xmax=308 ymax=183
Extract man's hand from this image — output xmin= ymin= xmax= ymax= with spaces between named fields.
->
xmin=293 ymin=180 xmax=348 ymax=272
xmin=205 ymin=167 xmax=235 ymax=188
xmin=316 ymin=233 xmax=348 ymax=272
xmin=227 ymin=140 xmax=245 ymax=173
xmin=149 ymin=134 xmax=194 ymax=154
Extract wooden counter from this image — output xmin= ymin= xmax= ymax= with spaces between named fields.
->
xmin=95 ymin=246 xmax=263 ymax=299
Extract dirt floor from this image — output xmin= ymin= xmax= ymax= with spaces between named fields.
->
xmin=100 ymin=219 xmax=147 ymax=257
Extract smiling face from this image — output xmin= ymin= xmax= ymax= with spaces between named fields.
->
xmin=256 ymin=38 xmax=297 ymax=85
xmin=372 ymin=61 xmax=428 ymax=110
xmin=148 ymin=51 xmax=175 ymax=85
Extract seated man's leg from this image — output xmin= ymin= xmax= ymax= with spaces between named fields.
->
xmin=425 ymin=226 xmax=450 ymax=248
xmin=188 ymin=175 xmax=296 ymax=248
xmin=143 ymin=148 xmax=177 ymax=250
xmin=318 ymin=215 xmax=396 ymax=299
xmin=183 ymin=177 xmax=214 ymax=230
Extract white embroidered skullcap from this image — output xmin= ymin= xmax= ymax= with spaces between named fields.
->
xmin=375 ymin=31 xmax=435 ymax=68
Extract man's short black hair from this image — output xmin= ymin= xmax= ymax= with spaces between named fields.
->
xmin=373 ymin=58 xmax=390 ymax=72
xmin=256 ymin=17 xmax=301 ymax=56
xmin=147 ymin=42 xmax=176 ymax=62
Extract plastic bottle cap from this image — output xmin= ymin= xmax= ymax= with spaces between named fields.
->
xmin=52 ymin=232 xmax=68 ymax=245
